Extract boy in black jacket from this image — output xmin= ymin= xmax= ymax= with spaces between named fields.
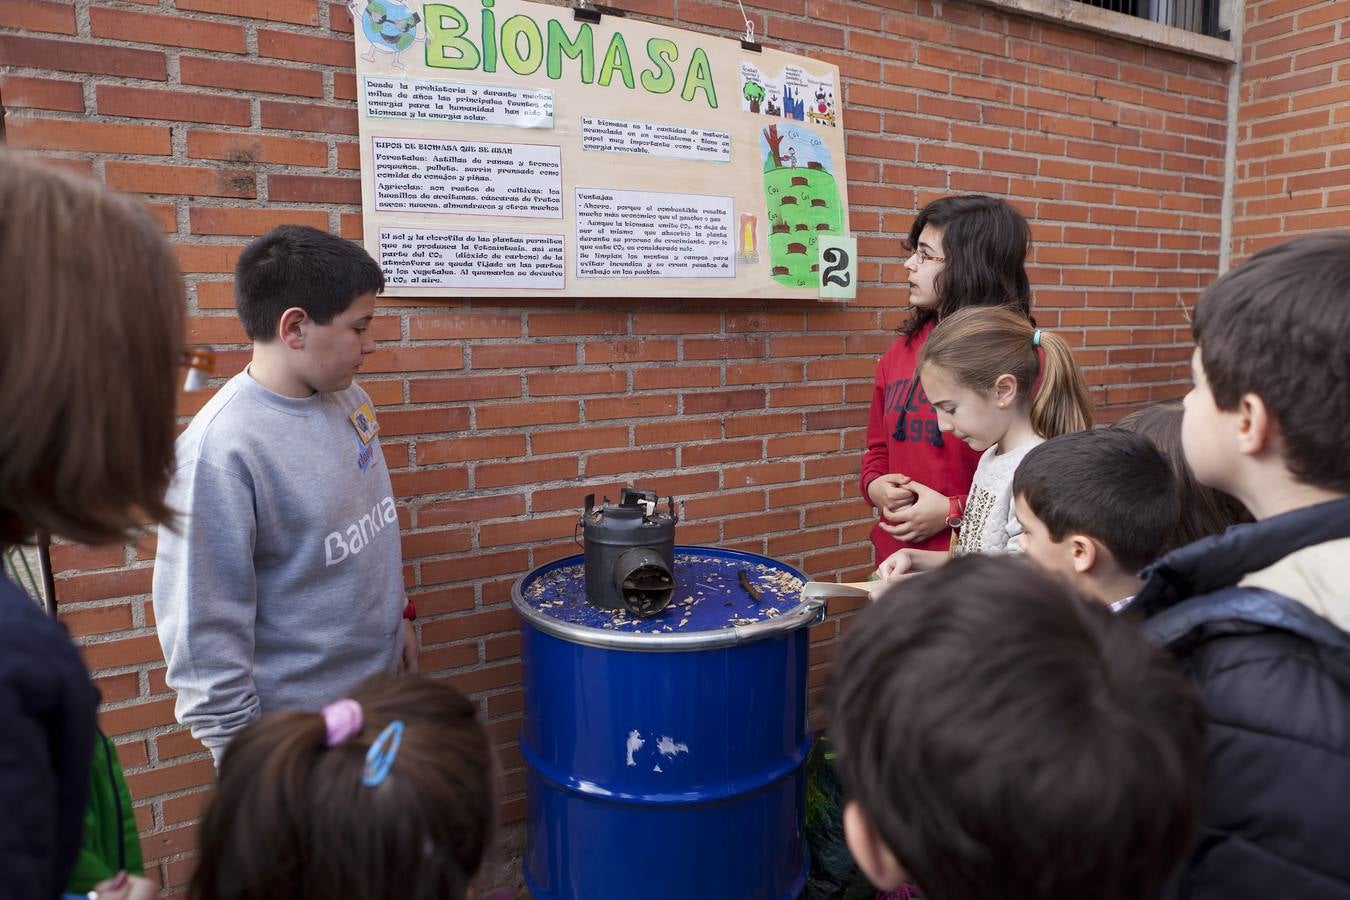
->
xmin=1136 ymin=230 xmax=1350 ymax=899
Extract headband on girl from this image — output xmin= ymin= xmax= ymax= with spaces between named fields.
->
xmin=320 ymin=699 xmax=406 ymax=788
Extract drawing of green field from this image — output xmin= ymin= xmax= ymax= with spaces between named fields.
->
xmin=760 ymin=123 xmax=843 ymax=288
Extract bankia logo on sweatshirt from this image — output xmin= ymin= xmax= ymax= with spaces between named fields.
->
xmin=325 ymin=496 xmax=397 ymax=566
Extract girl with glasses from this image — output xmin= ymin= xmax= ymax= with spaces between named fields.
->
xmin=860 ymin=195 xmax=1034 ymax=566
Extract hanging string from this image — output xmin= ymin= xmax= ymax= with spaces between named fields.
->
xmin=734 ymin=0 xmax=755 ymax=44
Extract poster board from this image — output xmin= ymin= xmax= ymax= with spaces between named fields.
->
xmin=350 ymin=0 xmax=852 ymax=298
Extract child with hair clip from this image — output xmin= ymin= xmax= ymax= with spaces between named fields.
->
xmin=860 ymin=195 xmax=1034 ymax=566
xmin=189 ymin=673 xmax=495 ymax=900
xmin=877 ymin=306 xmax=1094 ymax=578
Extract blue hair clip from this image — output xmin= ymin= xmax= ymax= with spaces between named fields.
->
xmin=362 ymin=720 xmax=405 ymax=787
xmin=1032 ymin=328 xmax=1043 ymax=347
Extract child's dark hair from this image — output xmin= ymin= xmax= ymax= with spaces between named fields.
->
xmin=190 ymin=674 xmax=494 ymax=900
xmin=235 ymin=225 xmax=384 ymax=341
xmin=830 ymin=555 xmax=1205 ymax=900
xmin=919 ymin=306 xmax=1094 ymax=438
xmin=1193 ymin=230 xmax=1350 ymax=493
xmin=1014 ymin=428 xmax=1180 ymax=571
xmin=900 ymin=194 xmax=1032 ymax=340
xmin=1117 ymin=401 xmax=1252 ymax=549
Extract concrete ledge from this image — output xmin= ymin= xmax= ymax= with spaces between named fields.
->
xmin=969 ymin=0 xmax=1237 ymax=63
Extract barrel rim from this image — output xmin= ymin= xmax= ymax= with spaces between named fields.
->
xmin=511 ymin=546 xmax=824 ymax=651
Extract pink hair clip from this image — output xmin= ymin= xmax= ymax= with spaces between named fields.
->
xmin=321 ymin=698 xmax=364 ymax=747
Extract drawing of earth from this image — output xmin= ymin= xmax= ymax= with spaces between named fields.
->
xmin=361 ymin=0 xmax=421 ymax=53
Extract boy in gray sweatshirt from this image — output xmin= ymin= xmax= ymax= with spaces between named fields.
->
xmin=153 ymin=225 xmax=416 ymax=764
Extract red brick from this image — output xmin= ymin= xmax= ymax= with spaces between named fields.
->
xmin=683 ymin=337 xmax=764 ymax=360
xmin=80 ymin=634 xmax=164 ymax=672
xmin=181 ymin=56 xmax=324 ymax=98
xmin=5 ymin=117 xmax=171 ymax=155
xmin=260 ymin=100 xmax=358 ymax=134
xmin=531 ymin=425 xmax=627 ymax=454
xmin=479 ymin=512 xmax=576 ymax=547
xmin=633 ymin=366 xmax=720 ymax=390
xmin=391 ymin=467 xmax=470 ymax=497
xmin=337 ymin=141 xmax=361 ymax=170
xmin=174 ymin=0 xmax=319 ymax=25
xmin=257 ymin=28 xmax=353 ymax=66
xmin=97 ymin=86 xmax=250 ymax=126
xmin=472 ymin=343 xmax=576 ymax=368
xmin=89 ymin=7 xmax=246 ymax=52
xmin=362 ymin=346 xmax=464 ymax=373
xmin=0 ymin=0 xmax=74 ymax=32
xmin=584 ymin=339 xmax=677 ymax=364
xmin=189 ymin=207 xmax=328 ymax=236
xmin=418 ymin=434 xmax=525 ymax=465
xmin=268 ymin=174 xmax=360 ymax=204
xmin=332 ymin=71 xmax=358 ymax=101
xmin=187 ymin=130 xmax=327 ymax=167
xmin=585 ymin=447 xmax=676 ymax=477
xmin=175 ymin=243 xmax=245 ymax=274
xmin=60 ymin=604 xmax=134 ymax=637
xmin=683 ymin=439 xmax=762 ymax=467
xmin=417 ymin=495 xmax=526 ymax=528
xmin=586 ymin=394 xmax=677 ymax=420
xmin=723 ymin=461 xmax=802 ymax=487
xmin=162 ymin=790 xmax=214 ymax=826
xmin=108 ymin=162 xmax=256 ymax=199
xmin=529 ymin=312 xmax=627 ymax=336
xmin=410 ymin=313 xmax=521 ymax=340
xmin=476 ymin=400 xmax=579 ymax=429
xmin=0 ymin=75 xmax=82 ymax=111
xmin=423 ymin=550 xmax=529 ymax=585
xmin=631 ymin=312 xmax=720 ymax=334
xmin=408 ymin=374 xmax=519 ymax=404
xmin=529 ymin=370 xmax=626 ymax=396
xmin=0 ymin=35 xmax=162 ymax=79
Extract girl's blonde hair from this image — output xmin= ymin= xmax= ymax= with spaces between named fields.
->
xmin=919 ymin=306 xmax=1094 ymax=438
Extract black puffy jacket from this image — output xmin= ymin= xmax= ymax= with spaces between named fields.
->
xmin=0 ymin=574 xmax=98 ymax=900
xmin=1137 ymin=499 xmax=1350 ymax=900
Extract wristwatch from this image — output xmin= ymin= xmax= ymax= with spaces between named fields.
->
xmin=945 ymin=496 xmax=965 ymax=529
xmin=402 ymin=600 xmax=417 ymax=621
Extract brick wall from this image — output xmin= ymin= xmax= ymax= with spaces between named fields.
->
xmin=2 ymin=0 xmax=1230 ymax=894
xmin=1233 ymin=0 xmax=1350 ymax=258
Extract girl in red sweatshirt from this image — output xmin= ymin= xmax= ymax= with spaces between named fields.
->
xmin=861 ymin=195 xmax=1034 ymax=565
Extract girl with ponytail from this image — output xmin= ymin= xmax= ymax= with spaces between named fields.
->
xmin=876 ymin=306 xmax=1094 ymax=578
xmin=861 ymin=195 xmax=1034 ymax=565
xmin=190 ymin=674 xmax=495 ymax=900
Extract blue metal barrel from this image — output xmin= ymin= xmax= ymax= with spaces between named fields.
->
xmin=513 ymin=546 xmax=823 ymax=900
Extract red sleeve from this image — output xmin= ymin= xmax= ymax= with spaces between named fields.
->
xmin=859 ymin=365 xmax=890 ymax=505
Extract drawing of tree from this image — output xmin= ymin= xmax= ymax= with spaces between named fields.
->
xmin=743 ymin=81 xmax=765 ymax=113
xmin=763 ymin=124 xmax=783 ymax=169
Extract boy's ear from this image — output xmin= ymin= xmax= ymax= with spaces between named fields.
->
xmin=844 ymin=801 xmax=909 ymax=891
xmin=277 ymin=307 xmax=310 ymax=350
xmin=993 ymin=372 xmax=1019 ymax=407
xmin=1069 ymin=534 xmax=1098 ymax=574
xmin=1235 ymin=391 xmax=1272 ymax=457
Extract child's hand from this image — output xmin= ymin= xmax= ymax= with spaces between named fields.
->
xmin=868 ymin=474 xmax=918 ymax=518
xmin=89 ymin=872 xmax=157 ymax=900
xmin=876 ymin=551 xmax=913 ymax=580
xmin=877 ymin=478 xmax=948 ymax=542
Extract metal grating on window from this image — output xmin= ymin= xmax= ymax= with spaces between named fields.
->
xmin=1070 ymin=0 xmax=1230 ymax=38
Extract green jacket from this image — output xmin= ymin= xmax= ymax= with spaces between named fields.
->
xmin=66 ymin=731 xmax=143 ymax=892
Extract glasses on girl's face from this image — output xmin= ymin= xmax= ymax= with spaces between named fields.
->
xmin=900 ymin=237 xmax=945 ymax=264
